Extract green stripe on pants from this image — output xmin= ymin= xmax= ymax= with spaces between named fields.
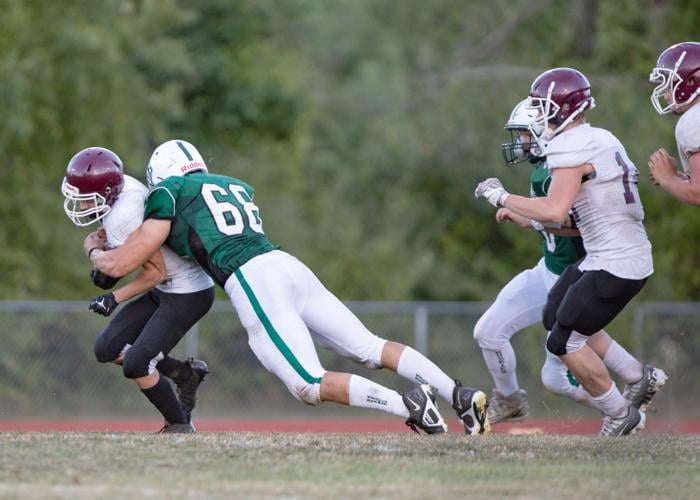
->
xmin=234 ymin=269 xmax=322 ymax=385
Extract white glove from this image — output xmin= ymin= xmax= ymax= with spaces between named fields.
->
xmin=474 ymin=178 xmax=510 ymax=208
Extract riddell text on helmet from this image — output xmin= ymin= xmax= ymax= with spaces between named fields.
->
xmin=181 ymin=161 xmax=205 ymax=173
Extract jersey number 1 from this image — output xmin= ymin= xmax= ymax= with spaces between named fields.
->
xmin=201 ymin=183 xmax=264 ymax=235
xmin=615 ymin=152 xmax=636 ymax=205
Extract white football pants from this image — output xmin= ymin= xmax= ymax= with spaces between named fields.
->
xmin=225 ymin=250 xmax=386 ymax=405
xmin=473 ymin=258 xmax=578 ymax=397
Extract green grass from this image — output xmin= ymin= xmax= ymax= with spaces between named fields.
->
xmin=1 ymin=433 xmax=698 ymax=499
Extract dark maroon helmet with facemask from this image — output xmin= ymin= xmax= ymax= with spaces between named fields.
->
xmin=61 ymin=147 xmax=124 ymax=227
xmin=650 ymin=42 xmax=700 ymax=115
xmin=527 ymin=67 xmax=595 ymax=143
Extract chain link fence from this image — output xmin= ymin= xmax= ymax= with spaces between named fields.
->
xmin=0 ymin=300 xmax=695 ymax=420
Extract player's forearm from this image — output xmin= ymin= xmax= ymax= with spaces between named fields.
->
xmin=657 ymin=176 xmax=700 ymax=205
xmin=90 ymin=246 xmax=151 ymax=278
xmin=504 ymin=194 xmax=569 ymax=223
xmin=112 ymin=267 xmax=165 ymax=303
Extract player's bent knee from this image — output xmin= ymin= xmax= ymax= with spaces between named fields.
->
xmin=541 ymin=366 xmax=576 ymax=397
xmin=360 ymin=338 xmax=385 ymax=369
xmin=473 ymin=315 xmax=509 ymax=350
xmin=293 ymin=382 xmax=321 ymax=406
xmin=121 ymin=352 xmax=149 ymax=380
xmin=94 ymin=337 xmax=117 ymax=364
xmin=545 ymin=324 xmax=570 ymax=356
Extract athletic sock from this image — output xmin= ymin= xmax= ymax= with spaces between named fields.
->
xmin=591 ymin=383 xmax=627 ymax=419
xmin=568 ymin=386 xmax=600 ymax=410
xmin=481 ymin=343 xmax=519 ymax=397
xmin=603 ymin=341 xmax=644 ymax=385
xmin=348 ymin=375 xmax=409 ymax=418
xmin=395 ymin=346 xmax=456 ymax=405
xmin=157 ymin=356 xmax=192 ymax=384
xmin=141 ymin=376 xmax=188 ymax=424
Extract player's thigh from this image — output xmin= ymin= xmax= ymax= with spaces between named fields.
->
xmin=555 ymin=271 xmax=646 ymax=335
xmin=543 ymin=262 xmax=584 ymax=330
xmin=135 ymin=287 xmax=215 ymax=357
xmin=94 ymin=293 xmax=157 ymax=362
xmin=227 ymin=259 xmax=325 ymax=388
xmin=475 ymin=260 xmax=551 ymax=340
xmin=300 ymin=279 xmax=385 ymax=367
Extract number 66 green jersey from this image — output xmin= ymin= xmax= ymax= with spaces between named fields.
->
xmin=145 ymin=172 xmax=278 ymax=287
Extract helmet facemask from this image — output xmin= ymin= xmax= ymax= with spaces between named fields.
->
xmin=501 ymin=128 xmax=542 ymax=165
xmin=61 ymin=178 xmax=112 ymax=227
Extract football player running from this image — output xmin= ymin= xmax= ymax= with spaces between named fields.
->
xmin=475 ymin=68 xmax=667 ymax=436
xmin=88 ymin=139 xmax=490 ymax=435
xmin=648 ymin=41 xmax=700 ymax=204
xmin=62 ymin=147 xmax=215 ymax=433
xmin=475 ymin=99 xmax=662 ymax=425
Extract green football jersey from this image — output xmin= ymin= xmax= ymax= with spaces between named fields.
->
xmin=144 ymin=172 xmax=278 ymax=287
xmin=529 ymin=160 xmax=585 ymax=275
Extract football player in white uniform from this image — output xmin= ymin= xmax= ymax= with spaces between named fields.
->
xmin=476 ymin=68 xmax=666 ymax=436
xmin=62 ymin=146 xmax=215 ymax=433
xmin=648 ymin=41 xmax=700 ymax=204
xmin=475 ymin=100 xmax=659 ymax=425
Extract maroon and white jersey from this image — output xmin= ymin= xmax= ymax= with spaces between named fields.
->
xmin=543 ymin=124 xmax=653 ymax=279
xmin=675 ymin=103 xmax=700 ymax=173
xmin=102 ymin=175 xmax=213 ymax=294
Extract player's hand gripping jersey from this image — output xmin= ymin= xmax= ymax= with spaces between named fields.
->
xmin=103 ymin=175 xmax=213 ymax=293
xmin=144 ymin=172 xmax=278 ymax=287
xmin=675 ymin=102 xmax=700 ymax=173
xmin=543 ymin=124 xmax=653 ymax=279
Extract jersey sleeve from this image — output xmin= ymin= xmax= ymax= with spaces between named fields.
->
xmin=544 ymin=128 xmax=597 ymax=169
xmin=145 ymin=183 xmax=178 ymax=221
xmin=676 ymin=117 xmax=700 ymax=157
xmin=103 ymin=194 xmax=145 ymax=247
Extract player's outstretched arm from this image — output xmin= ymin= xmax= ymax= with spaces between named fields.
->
xmin=503 ymin=166 xmax=585 ymax=222
xmin=88 ymin=219 xmax=171 ymax=277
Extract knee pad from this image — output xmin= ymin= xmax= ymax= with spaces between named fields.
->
xmin=94 ymin=337 xmax=114 ymax=364
xmin=293 ymin=382 xmax=321 ymax=406
xmin=546 ymin=323 xmax=571 ymax=356
xmin=122 ymin=349 xmax=163 ymax=379
xmin=540 ymin=353 xmax=579 ymax=397
xmin=473 ymin=313 xmax=509 ymax=350
xmin=360 ymin=338 xmax=385 ymax=369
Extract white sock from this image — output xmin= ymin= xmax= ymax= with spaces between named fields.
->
xmin=481 ymin=343 xmax=519 ymax=397
xmin=569 ymin=386 xmax=600 ymax=410
xmin=592 ymin=383 xmax=627 ymax=418
xmin=395 ymin=346 xmax=456 ymax=405
xmin=603 ymin=341 xmax=644 ymax=384
xmin=348 ymin=375 xmax=408 ymax=418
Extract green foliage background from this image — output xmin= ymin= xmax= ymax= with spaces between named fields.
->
xmin=2 ymin=0 xmax=698 ymax=300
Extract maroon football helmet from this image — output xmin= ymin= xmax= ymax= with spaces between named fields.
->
xmin=61 ymin=147 xmax=124 ymax=226
xmin=527 ymin=67 xmax=595 ymax=142
xmin=650 ymin=42 xmax=700 ymax=115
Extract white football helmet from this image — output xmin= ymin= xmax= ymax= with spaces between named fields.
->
xmin=146 ymin=140 xmax=208 ymax=188
xmin=501 ymin=99 xmax=543 ymax=165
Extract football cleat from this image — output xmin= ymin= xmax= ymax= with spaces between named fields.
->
xmin=176 ymin=358 xmax=210 ymax=422
xmin=157 ymin=422 xmax=196 ymax=434
xmin=486 ymin=388 xmax=530 ymax=424
xmin=402 ymin=384 xmax=447 ymax=434
xmin=452 ymin=380 xmax=491 ymax=435
xmin=599 ymin=406 xmax=645 ymax=437
xmin=622 ymin=364 xmax=668 ymax=412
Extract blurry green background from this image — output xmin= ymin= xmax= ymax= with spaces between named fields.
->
xmin=1 ymin=0 xmax=699 ymax=420
xmin=2 ymin=0 xmax=699 ymax=302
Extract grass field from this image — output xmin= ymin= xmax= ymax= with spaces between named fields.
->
xmin=1 ymin=432 xmax=699 ymax=499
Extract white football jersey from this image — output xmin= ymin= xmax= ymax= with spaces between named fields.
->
xmin=675 ymin=103 xmax=700 ymax=173
xmin=102 ymin=175 xmax=213 ymax=294
xmin=543 ymin=124 xmax=653 ymax=279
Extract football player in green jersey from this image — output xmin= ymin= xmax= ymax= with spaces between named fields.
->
xmin=474 ymin=99 xmax=662 ymax=426
xmin=88 ymin=139 xmax=490 ymax=435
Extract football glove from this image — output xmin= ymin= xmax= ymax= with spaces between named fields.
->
xmin=474 ymin=178 xmax=510 ymax=208
xmin=90 ymin=268 xmax=121 ymax=290
xmin=89 ymin=293 xmax=119 ymax=317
